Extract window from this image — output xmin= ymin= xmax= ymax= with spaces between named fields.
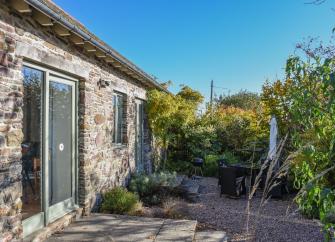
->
xmin=113 ymin=92 xmax=126 ymax=144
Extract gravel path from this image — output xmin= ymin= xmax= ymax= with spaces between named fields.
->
xmin=186 ymin=177 xmax=324 ymax=242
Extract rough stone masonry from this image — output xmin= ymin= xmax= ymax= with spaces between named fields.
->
xmin=0 ymin=1 xmax=154 ymax=240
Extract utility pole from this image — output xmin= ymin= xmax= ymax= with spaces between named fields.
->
xmin=210 ymin=80 xmax=214 ymax=107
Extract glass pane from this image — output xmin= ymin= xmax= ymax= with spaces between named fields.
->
xmin=112 ymin=95 xmax=117 ymax=143
xmin=117 ymin=95 xmax=123 ymax=143
xmin=49 ymin=81 xmax=73 ymax=205
xmin=136 ymin=102 xmax=144 ymax=171
xmin=22 ymin=66 xmax=43 ymax=220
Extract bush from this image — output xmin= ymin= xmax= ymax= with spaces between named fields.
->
xmin=101 ymin=187 xmax=140 ymax=215
xmin=218 ymin=90 xmax=261 ymax=111
xmin=165 ymin=159 xmax=192 ymax=174
xmin=261 ymin=42 xmax=335 ymax=236
xmin=129 ymin=172 xmax=178 ymax=205
xmin=324 ymin=207 xmax=335 ymax=241
xmin=162 ymin=197 xmax=189 ymax=219
xmin=203 ymin=152 xmax=240 ymax=177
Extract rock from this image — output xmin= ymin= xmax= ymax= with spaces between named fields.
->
xmin=6 ymin=130 xmax=23 ymax=147
xmin=0 ymin=125 xmax=9 ymax=132
xmin=0 ymin=135 xmax=5 ymax=147
xmin=178 ymin=178 xmax=201 ymax=202
xmin=95 ymin=132 xmax=105 ymax=146
xmin=94 ymin=114 xmax=105 ymax=125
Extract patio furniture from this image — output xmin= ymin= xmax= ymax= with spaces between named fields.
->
xmin=267 ymin=177 xmax=289 ymax=199
xmin=230 ymin=163 xmax=261 ymax=187
xmin=22 ymin=143 xmax=36 ymax=202
xmin=217 ymin=158 xmax=228 ymax=186
xmin=219 ymin=166 xmax=246 ymax=197
xmin=191 ymin=157 xmax=204 ymax=177
xmin=33 ymin=158 xmax=41 ymax=186
xmin=259 ymin=161 xmax=289 ymax=199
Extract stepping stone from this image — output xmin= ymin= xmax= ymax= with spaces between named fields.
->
xmin=180 ymin=179 xmax=200 ymax=194
xmin=155 ymin=219 xmax=197 ymax=242
xmin=174 ymin=175 xmax=187 ymax=187
xmin=194 ymin=231 xmax=228 ymax=242
xmin=179 ymin=178 xmax=201 ymax=202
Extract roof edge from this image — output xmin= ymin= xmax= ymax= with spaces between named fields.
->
xmin=21 ymin=0 xmax=167 ymax=92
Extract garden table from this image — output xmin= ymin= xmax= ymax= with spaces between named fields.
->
xmin=228 ymin=163 xmax=260 ymax=176
xmin=228 ymin=163 xmax=261 ymax=189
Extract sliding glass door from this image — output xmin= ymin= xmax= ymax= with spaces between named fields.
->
xmin=22 ymin=63 xmax=77 ymax=237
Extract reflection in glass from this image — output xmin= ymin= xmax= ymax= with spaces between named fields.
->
xmin=113 ymin=94 xmax=124 ymax=144
xmin=49 ymin=81 xmax=73 ymax=205
xmin=135 ymin=101 xmax=144 ymax=172
xmin=22 ymin=66 xmax=42 ymax=220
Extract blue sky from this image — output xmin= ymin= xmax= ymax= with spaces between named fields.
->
xmin=54 ymin=0 xmax=335 ymax=100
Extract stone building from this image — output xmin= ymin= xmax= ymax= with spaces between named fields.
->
xmin=0 ymin=0 xmax=164 ymax=240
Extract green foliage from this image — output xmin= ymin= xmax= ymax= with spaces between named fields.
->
xmin=203 ymin=152 xmax=240 ymax=177
xmin=324 ymin=206 xmax=335 ymax=241
xmin=177 ymin=85 xmax=204 ymax=105
xmin=217 ymin=90 xmax=261 ymax=111
xmin=147 ymin=84 xmax=267 ymax=173
xmin=101 ymin=187 xmax=139 ymax=215
xmin=206 ymin=106 xmax=267 ymax=160
xmin=173 ymin=120 xmax=217 ymax=160
xmin=146 ymin=86 xmax=204 ymax=168
xmin=221 ymin=151 xmax=240 ymax=164
xmin=165 ymin=159 xmax=192 ymax=174
xmin=203 ymin=154 xmax=221 ymax=177
xmin=261 ymin=41 xmax=335 ymax=237
xmin=129 ymin=172 xmax=178 ymax=205
xmin=292 ymin=160 xmax=314 ymax=190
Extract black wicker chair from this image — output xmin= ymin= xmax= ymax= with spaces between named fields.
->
xmin=217 ymin=158 xmax=228 ymax=186
xmin=260 ymin=161 xmax=289 ymax=199
xmin=219 ymin=166 xmax=246 ymax=197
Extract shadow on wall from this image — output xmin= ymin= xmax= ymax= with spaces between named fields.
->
xmin=89 ymin=159 xmax=132 ymax=213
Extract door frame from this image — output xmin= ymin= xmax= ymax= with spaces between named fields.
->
xmin=22 ymin=61 xmax=79 ymax=237
xmin=135 ymin=98 xmax=144 ymax=173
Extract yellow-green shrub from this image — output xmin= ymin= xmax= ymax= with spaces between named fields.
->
xmin=102 ymin=187 xmax=140 ymax=215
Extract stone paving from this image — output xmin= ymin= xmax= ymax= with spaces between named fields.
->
xmin=46 ymin=214 xmax=198 ymax=242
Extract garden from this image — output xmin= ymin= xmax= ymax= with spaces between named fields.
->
xmin=100 ymin=39 xmax=335 ymax=242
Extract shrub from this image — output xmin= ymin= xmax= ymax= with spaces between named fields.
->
xmin=218 ymin=90 xmax=261 ymax=111
xmin=101 ymin=187 xmax=140 ymax=215
xmin=261 ymin=42 xmax=335 ymax=236
xmin=162 ymin=197 xmax=189 ymax=219
xmin=165 ymin=159 xmax=192 ymax=175
xmin=203 ymin=152 xmax=240 ymax=177
xmin=324 ymin=207 xmax=335 ymax=241
xmin=129 ymin=172 xmax=178 ymax=205
xmin=203 ymin=154 xmax=221 ymax=177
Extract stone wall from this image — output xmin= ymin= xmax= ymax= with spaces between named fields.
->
xmin=0 ymin=1 xmax=153 ymax=240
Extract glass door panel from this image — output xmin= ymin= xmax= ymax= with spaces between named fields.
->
xmin=22 ymin=63 xmax=77 ymax=237
xmin=22 ymin=66 xmax=44 ymax=237
xmin=47 ymin=77 xmax=76 ymax=222
xmin=48 ymin=81 xmax=73 ymax=205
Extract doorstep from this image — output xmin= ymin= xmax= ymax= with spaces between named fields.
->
xmin=46 ymin=214 xmax=198 ymax=242
xmin=23 ymin=208 xmax=83 ymax=242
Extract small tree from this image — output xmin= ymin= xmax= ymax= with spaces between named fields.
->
xmin=146 ymin=86 xmax=203 ymax=168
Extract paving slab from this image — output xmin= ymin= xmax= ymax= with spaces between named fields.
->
xmin=194 ymin=231 xmax=228 ymax=242
xmin=155 ymin=219 xmax=197 ymax=242
xmin=46 ymin=214 xmax=197 ymax=242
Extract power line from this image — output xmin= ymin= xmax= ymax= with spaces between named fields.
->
xmin=213 ymin=85 xmax=228 ymax=90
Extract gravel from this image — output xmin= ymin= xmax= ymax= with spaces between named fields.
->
xmin=185 ymin=177 xmax=324 ymax=242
